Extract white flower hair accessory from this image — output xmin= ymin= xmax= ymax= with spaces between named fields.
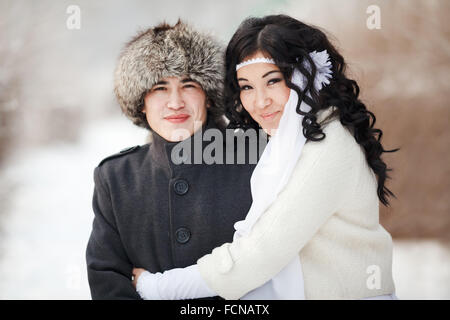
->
xmin=300 ymin=50 xmax=333 ymax=91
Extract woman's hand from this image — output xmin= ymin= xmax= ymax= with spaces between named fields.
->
xmin=132 ymin=267 xmax=147 ymax=288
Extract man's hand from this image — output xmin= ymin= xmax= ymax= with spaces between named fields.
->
xmin=132 ymin=267 xmax=147 ymax=288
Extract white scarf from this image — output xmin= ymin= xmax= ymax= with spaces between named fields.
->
xmin=233 ymin=50 xmax=332 ymax=300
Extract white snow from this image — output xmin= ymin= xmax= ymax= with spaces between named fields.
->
xmin=0 ymin=116 xmax=147 ymax=299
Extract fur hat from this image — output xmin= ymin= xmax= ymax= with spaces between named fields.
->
xmin=114 ymin=20 xmax=225 ymax=130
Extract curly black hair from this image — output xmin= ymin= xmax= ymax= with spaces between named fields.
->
xmin=224 ymin=14 xmax=399 ymax=207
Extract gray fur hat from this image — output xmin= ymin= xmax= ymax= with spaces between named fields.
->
xmin=114 ymin=20 xmax=225 ymax=130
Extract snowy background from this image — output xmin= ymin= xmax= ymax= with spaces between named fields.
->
xmin=0 ymin=0 xmax=449 ymax=299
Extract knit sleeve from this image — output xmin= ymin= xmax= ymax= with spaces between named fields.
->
xmin=197 ymin=121 xmax=362 ymax=299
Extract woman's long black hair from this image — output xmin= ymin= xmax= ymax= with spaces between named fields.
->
xmin=224 ymin=15 xmax=399 ymax=207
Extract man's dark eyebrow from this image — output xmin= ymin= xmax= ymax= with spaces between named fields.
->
xmin=181 ymin=78 xmax=198 ymax=84
xmin=154 ymin=80 xmax=168 ymax=85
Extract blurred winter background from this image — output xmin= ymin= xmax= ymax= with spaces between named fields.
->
xmin=0 ymin=0 xmax=448 ymax=299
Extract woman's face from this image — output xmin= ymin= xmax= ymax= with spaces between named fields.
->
xmin=237 ymin=51 xmax=291 ymax=134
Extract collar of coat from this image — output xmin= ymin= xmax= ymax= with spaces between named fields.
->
xmin=148 ymin=116 xmax=262 ymax=170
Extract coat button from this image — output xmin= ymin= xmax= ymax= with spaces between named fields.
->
xmin=175 ymin=227 xmax=191 ymax=244
xmin=173 ymin=179 xmax=189 ymax=195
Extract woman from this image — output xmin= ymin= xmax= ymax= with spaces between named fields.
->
xmin=132 ymin=14 xmax=399 ymax=300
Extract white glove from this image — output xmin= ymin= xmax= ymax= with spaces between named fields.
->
xmin=136 ymin=264 xmax=217 ymax=300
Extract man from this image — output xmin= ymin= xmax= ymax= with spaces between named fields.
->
xmin=85 ymin=20 xmax=257 ymax=299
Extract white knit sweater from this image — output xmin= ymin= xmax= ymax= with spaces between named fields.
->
xmin=197 ymin=107 xmax=396 ymax=300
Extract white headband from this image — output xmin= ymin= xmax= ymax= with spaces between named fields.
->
xmin=236 ymin=57 xmax=275 ymax=71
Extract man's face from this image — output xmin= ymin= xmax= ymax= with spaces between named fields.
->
xmin=143 ymin=76 xmax=208 ymax=141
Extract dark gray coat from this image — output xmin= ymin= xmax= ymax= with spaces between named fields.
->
xmin=86 ymin=122 xmax=258 ymax=299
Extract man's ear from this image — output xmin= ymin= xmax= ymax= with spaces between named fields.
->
xmin=206 ymin=98 xmax=212 ymax=109
xmin=141 ymin=91 xmax=150 ymax=114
